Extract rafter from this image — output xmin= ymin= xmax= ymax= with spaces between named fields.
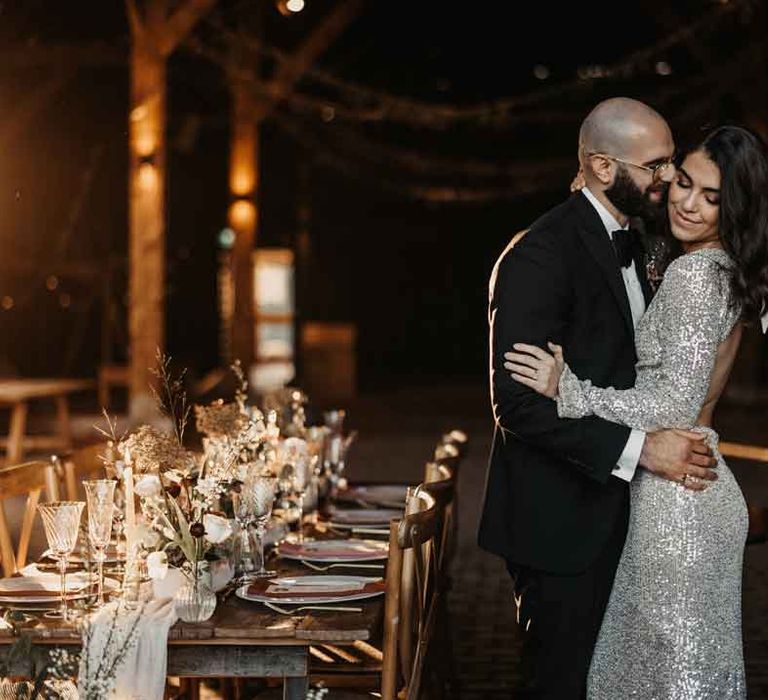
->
xmin=255 ymin=0 xmax=363 ymax=120
xmin=160 ymin=0 xmax=218 ymax=56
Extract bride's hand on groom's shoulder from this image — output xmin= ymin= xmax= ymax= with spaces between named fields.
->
xmin=504 ymin=342 xmax=564 ymax=398
xmin=570 ymin=168 xmax=585 ymax=193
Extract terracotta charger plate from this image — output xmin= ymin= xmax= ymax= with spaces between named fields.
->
xmin=237 ymin=575 xmax=386 ymax=604
xmin=277 ymin=538 xmax=389 ymax=562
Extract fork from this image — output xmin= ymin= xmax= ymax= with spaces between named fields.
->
xmin=264 ymin=601 xmax=363 ymax=615
xmin=299 ymin=560 xmax=385 ymax=572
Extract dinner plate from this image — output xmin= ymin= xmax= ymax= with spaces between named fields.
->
xmin=236 ymin=575 xmax=386 ymax=604
xmin=277 ymin=538 xmax=389 ymax=562
xmin=328 ymin=508 xmax=402 ymax=527
xmin=42 ymin=549 xmax=121 ymax=565
xmin=0 ymin=574 xmax=119 ymax=604
xmin=337 ymin=484 xmax=409 ymax=509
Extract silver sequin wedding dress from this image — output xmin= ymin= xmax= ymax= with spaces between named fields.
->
xmin=556 ymin=248 xmax=748 ymax=699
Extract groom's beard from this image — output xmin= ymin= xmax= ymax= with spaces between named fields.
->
xmin=605 ymin=166 xmax=667 ymax=222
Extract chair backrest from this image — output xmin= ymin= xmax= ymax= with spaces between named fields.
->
xmin=55 ymin=442 xmax=109 ymax=501
xmin=440 ymin=429 xmax=468 ymax=459
xmin=718 ymin=441 xmax=768 ymax=544
xmin=422 ymin=462 xmax=456 ymax=573
xmin=0 ymin=461 xmax=60 ymax=576
xmin=433 ymin=442 xmax=460 ymax=471
xmin=381 ymin=488 xmax=439 ymax=700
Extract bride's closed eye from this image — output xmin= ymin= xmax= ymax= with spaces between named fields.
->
xmin=674 ymin=175 xmax=719 ymax=206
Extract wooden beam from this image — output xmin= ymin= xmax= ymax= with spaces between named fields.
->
xmin=220 ymin=1 xmax=362 ymax=372
xmin=127 ymin=0 xmax=216 ymax=419
xmin=255 ymin=0 xmax=363 ymax=120
xmin=161 ymin=0 xmax=219 ymax=56
xmin=128 ymin=38 xmax=167 ymax=417
xmin=227 ymin=79 xmax=259 ymax=367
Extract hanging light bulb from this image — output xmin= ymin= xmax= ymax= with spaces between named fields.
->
xmin=277 ymin=0 xmax=305 ymax=15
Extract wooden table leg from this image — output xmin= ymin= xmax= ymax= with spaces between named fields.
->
xmin=283 ymin=676 xmax=309 ymax=700
xmin=55 ymin=395 xmax=73 ymax=451
xmin=7 ymin=402 xmax=28 ymax=464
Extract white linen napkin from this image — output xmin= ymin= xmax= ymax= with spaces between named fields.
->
xmin=78 ymin=597 xmax=178 ymax=700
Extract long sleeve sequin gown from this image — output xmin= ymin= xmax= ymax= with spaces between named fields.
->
xmin=556 ymin=248 xmax=747 ymax=699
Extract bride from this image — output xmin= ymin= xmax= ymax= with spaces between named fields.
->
xmin=504 ymin=125 xmax=768 ymax=698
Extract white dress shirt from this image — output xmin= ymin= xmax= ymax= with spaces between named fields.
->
xmin=582 ymin=187 xmax=646 ymax=482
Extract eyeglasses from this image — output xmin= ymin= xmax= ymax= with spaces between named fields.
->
xmin=587 ymin=152 xmax=675 ymax=181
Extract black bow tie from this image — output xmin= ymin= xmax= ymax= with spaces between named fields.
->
xmin=611 ymin=228 xmax=640 ymax=268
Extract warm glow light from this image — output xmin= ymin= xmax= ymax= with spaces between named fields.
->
xmin=137 ymin=162 xmax=158 ymax=190
xmin=46 ymin=275 xmax=59 ymax=291
xmin=277 ymin=0 xmax=305 ymax=14
xmin=136 ymin=132 xmax=156 ymax=158
xmin=655 ymin=61 xmax=672 ymax=76
xmin=229 ymin=199 xmax=256 ymax=229
xmin=130 ymin=105 xmax=148 ymax=122
xmin=59 ymin=293 xmax=71 ymax=309
xmin=1 ymin=296 xmax=14 ymax=311
xmin=231 ymin=168 xmax=255 ymax=197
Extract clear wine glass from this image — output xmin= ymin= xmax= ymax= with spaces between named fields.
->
xmin=232 ymin=483 xmax=256 ymax=579
xmin=37 ymin=501 xmax=85 ymax=621
xmin=83 ymin=480 xmax=116 ymax=607
xmin=247 ymin=474 xmax=277 ymax=578
xmin=281 ymin=438 xmax=311 ymax=542
xmin=291 ymin=460 xmax=311 ymax=543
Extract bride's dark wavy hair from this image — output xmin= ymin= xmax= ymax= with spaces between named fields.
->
xmin=655 ymin=125 xmax=768 ymax=323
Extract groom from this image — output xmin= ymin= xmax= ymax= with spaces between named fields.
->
xmin=478 ymin=98 xmax=718 ymax=698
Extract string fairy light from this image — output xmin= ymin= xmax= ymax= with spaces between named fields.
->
xmin=191 ymin=0 xmax=755 ymax=130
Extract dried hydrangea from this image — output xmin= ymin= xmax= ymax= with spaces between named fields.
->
xmin=120 ymin=425 xmax=196 ymax=475
xmin=195 ymin=400 xmax=248 ymax=438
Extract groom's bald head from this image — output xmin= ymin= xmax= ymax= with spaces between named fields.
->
xmin=577 ymin=98 xmax=675 ymax=221
xmin=579 ymin=98 xmax=670 ymax=162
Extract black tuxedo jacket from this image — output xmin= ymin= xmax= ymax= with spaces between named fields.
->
xmin=478 ymin=192 xmax=653 ymax=575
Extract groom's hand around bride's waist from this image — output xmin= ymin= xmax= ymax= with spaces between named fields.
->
xmin=639 ymin=429 xmax=717 ymax=491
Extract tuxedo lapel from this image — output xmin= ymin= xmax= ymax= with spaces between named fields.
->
xmin=572 ymin=193 xmax=634 ymax=337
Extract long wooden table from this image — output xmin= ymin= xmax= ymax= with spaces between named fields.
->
xmin=0 ymin=557 xmax=385 ymax=699
xmin=0 ymin=379 xmax=94 ymax=464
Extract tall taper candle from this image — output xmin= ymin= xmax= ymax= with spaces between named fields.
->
xmin=123 ymin=447 xmax=137 ymax=562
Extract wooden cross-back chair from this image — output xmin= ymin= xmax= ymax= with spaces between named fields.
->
xmin=54 ymin=442 xmax=109 ymax=501
xmin=0 ymin=460 xmax=60 ymax=577
xmin=310 ymin=489 xmax=440 ymax=700
xmin=395 ymin=487 xmax=441 ymax=700
xmin=718 ymin=441 xmax=768 ymax=544
xmin=440 ymin=429 xmax=468 ymax=460
xmin=433 ymin=442 xmax=461 ymax=472
xmin=421 ymin=462 xmax=456 ymax=574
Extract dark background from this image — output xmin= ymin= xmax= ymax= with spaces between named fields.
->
xmin=0 ymin=0 xmax=765 ymax=391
